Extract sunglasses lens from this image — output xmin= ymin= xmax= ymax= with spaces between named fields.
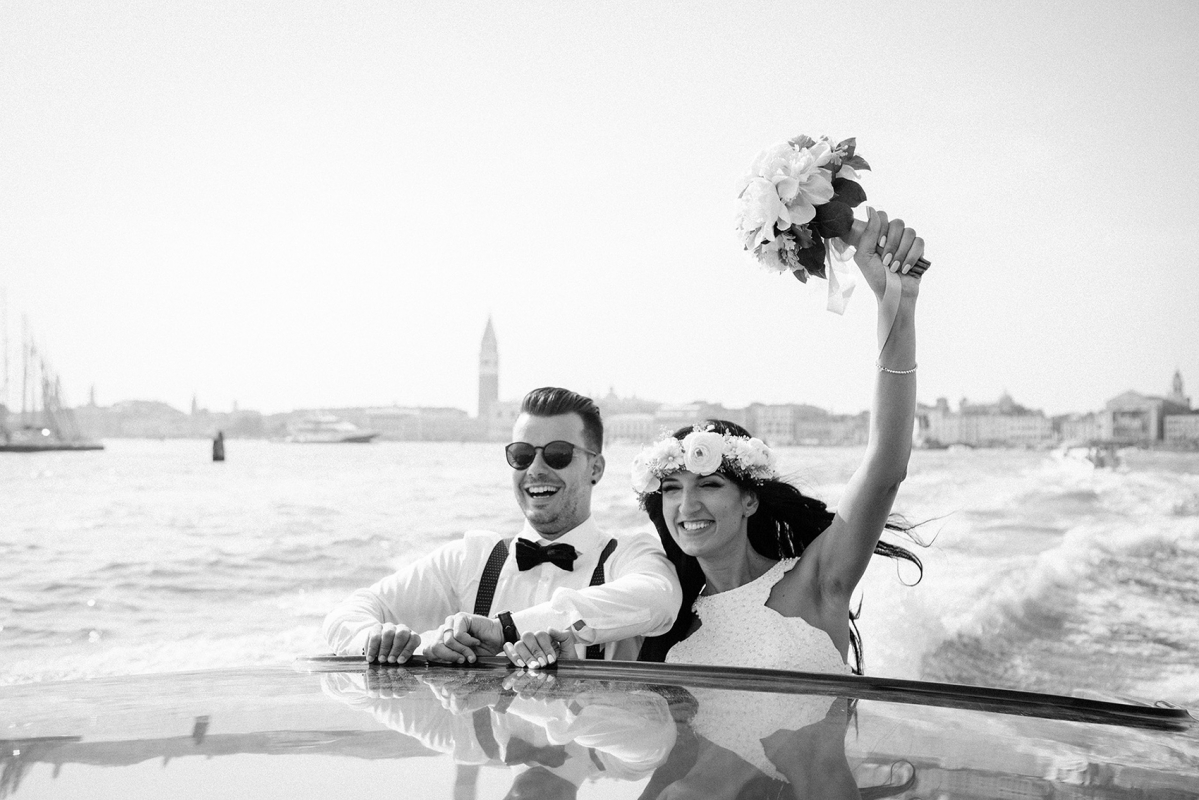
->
xmin=506 ymin=443 xmax=536 ymax=470
xmin=542 ymin=441 xmax=577 ymax=469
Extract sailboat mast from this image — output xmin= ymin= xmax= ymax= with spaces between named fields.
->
xmin=0 ymin=288 xmax=7 ymax=412
xmin=21 ymin=316 xmax=29 ymax=425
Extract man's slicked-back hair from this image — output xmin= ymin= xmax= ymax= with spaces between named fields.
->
xmin=519 ymin=387 xmax=604 ymax=452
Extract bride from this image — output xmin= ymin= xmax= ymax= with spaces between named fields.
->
xmin=501 ymin=205 xmax=926 ymax=675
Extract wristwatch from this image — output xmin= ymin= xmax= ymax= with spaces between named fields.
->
xmin=498 ymin=611 xmax=519 ymax=645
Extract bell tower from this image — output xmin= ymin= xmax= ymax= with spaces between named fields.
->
xmin=1168 ymin=368 xmax=1190 ymax=409
xmin=478 ymin=317 xmax=499 ymax=419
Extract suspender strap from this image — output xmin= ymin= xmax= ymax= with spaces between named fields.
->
xmin=585 ymin=539 xmax=618 ymax=660
xmin=474 ymin=538 xmax=512 ymax=617
xmin=476 ymin=536 xmax=614 ymax=658
xmin=472 ymin=708 xmax=504 ymax=761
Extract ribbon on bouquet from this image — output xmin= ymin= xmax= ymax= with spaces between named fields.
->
xmin=824 ymin=239 xmax=903 ymax=353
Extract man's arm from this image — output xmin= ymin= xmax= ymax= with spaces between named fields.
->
xmin=321 ymin=539 xmax=467 ymax=656
xmin=509 ymin=530 xmax=681 ymax=644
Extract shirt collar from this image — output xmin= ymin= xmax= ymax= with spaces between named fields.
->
xmin=518 ymin=516 xmax=603 ymax=553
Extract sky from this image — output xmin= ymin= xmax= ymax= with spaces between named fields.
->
xmin=1 ymin=0 xmax=1197 ymax=418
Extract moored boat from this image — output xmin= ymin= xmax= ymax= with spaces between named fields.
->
xmin=283 ymin=413 xmax=379 ymax=444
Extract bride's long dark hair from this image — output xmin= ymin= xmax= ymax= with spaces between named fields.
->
xmin=637 ymin=420 xmax=922 ymax=673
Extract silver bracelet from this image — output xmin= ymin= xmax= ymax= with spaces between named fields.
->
xmin=876 ymin=361 xmax=917 ymax=375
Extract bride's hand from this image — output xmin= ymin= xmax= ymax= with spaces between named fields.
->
xmin=503 ymin=628 xmax=579 ymax=670
xmin=851 ymin=207 xmax=925 ymax=302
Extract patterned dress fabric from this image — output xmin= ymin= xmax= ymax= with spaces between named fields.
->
xmin=665 ymin=558 xmax=850 ymax=781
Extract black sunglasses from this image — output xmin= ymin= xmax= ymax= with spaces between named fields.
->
xmin=505 ymin=440 xmax=597 ymax=470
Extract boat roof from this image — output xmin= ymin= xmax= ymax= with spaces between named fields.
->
xmin=3 ymin=657 xmax=1196 ymax=799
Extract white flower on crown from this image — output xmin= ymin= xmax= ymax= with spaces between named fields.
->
xmin=631 ymin=426 xmax=779 ymax=496
xmin=681 ymin=430 xmax=724 ymax=474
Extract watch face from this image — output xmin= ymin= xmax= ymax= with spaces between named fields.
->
xmin=572 ymin=619 xmax=587 ymax=630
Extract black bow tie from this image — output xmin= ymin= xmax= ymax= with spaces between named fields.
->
xmin=504 ymin=736 xmax=569 ymax=768
xmin=515 ymin=538 xmax=578 ymax=571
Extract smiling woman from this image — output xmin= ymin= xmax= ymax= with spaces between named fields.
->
xmin=631 ymin=208 xmax=928 ymax=677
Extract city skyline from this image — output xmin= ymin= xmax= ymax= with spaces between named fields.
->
xmin=3 ymin=312 xmax=1187 ymax=424
xmin=2 ymin=2 xmax=1197 ymax=418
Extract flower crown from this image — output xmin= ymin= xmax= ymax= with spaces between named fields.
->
xmin=631 ymin=426 xmax=779 ymax=495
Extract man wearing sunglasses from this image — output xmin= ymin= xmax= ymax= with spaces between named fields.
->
xmin=322 ymin=387 xmax=681 ymax=664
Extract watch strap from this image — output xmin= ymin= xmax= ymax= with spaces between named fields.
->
xmin=498 ymin=611 xmax=519 ymax=645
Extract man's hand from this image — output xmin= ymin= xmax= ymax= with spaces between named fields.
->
xmin=363 ymin=622 xmax=421 ymax=664
xmin=425 ymin=613 xmax=504 ymax=664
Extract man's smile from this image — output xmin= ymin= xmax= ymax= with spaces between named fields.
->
xmin=524 ymin=483 xmax=562 ymax=500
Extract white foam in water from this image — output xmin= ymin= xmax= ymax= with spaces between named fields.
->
xmin=4 ymin=442 xmax=1199 ymax=708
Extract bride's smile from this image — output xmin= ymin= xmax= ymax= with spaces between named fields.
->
xmin=661 ymin=471 xmax=758 ymax=558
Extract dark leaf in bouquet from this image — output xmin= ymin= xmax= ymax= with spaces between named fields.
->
xmin=796 ymin=239 xmax=826 ymax=276
xmin=842 ymin=155 xmax=871 ymax=171
xmin=831 ymin=178 xmax=867 ymax=208
xmin=791 ymin=267 xmax=809 ymax=283
xmin=812 ymin=201 xmax=854 ymax=240
xmin=837 ymin=137 xmax=857 ymax=158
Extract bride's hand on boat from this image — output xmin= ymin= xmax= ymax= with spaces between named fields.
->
xmin=426 ymin=612 xmax=504 ymax=664
xmin=504 ymin=628 xmax=577 ymax=670
xmin=419 ymin=672 xmax=503 ymax=714
xmin=853 ymin=207 xmax=925 ymax=302
xmin=362 ymin=668 xmax=420 ymax=698
xmin=503 ymin=669 xmax=559 ymax=698
xmin=363 ymin=622 xmax=421 ymax=665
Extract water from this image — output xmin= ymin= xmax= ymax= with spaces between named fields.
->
xmin=3 ymin=441 xmax=1198 ymax=709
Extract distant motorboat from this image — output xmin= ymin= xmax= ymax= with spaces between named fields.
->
xmin=1055 ymin=441 xmax=1123 ymax=469
xmin=283 ymin=414 xmax=379 ymax=444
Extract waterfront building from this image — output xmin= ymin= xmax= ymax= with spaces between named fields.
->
xmin=1100 ymin=382 xmax=1190 ymax=444
xmin=485 ymin=400 xmax=521 ymax=441
xmin=364 ymin=406 xmax=472 ymax=441
xmin=605 ymin=412 xmax=657 ymax=444
xmin=1057 ymin=412 xmax=1101 ymax=443
xmin=748 ymin=404 xmax=797 ymax=446
xmin=1165 ymin=413 xmax=1199 ymax=445
xmin=924 ymin=394 xmax=1054 ymax=447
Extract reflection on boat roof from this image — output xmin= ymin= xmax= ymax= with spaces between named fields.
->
xmin=1 ymin=658 xmax=1196 ymax=799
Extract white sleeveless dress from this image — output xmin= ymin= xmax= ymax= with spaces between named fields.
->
xmin=665 ymin=558 xmax=850 ymax=781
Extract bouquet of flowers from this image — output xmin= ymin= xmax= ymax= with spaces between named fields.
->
xmin=734 ymin=134 xmax=869 ymax=283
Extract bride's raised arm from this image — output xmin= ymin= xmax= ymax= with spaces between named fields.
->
xmin=807 ymin=206 xmax=924 ymax=602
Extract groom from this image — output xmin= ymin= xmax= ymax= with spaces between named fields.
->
xmin=321 ymin=387 xmax=681 ymax=662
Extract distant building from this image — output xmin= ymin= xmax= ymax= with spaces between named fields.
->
xmin=654 ymin=403 xmax=706 ymax=434
xmin=478 ymin=317 xmax=499 ymax=421
xmin=1167 ymin=367 xmax=1191 ymax=408
xmin=605 ymin=412 xmax=657 ymax=444
xmin=486 ymin=400 xmax=521 ymax=441
xmin=365 ymin=406 xmax=472 ymax=441
xmin=1100 ymin=390 xmax=1189 ymax=443
xmin=747 ymin=404 xmax=797 ymax=446
xmin=1056 ymin=412 xmax=1101 ymax=443
xmin=924 ymin=393 xmax=1054 ymax=447
xmin=1165 ymin=413 xmax=1199 ymax=445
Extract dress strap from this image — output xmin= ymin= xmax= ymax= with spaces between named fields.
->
xmin=750 ymin=558 xmax=798 ymax=602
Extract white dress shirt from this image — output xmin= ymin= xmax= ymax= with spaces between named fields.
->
xmin=321 ymin=516 xmax=681 ymax=661
xmin=320 ymin=672 xmax=676 ymax=784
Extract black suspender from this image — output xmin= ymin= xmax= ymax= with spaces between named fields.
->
xmin=584 ymin=538 xmax=618 ymax=660
xmin=473 ymin=538 xmax=512 ymax=616
xmin=473 ymin=537 xmax=619 ymax=660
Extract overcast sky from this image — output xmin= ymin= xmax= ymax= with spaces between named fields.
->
xmin=2 ymin=0 xmax=1197 ymax=417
